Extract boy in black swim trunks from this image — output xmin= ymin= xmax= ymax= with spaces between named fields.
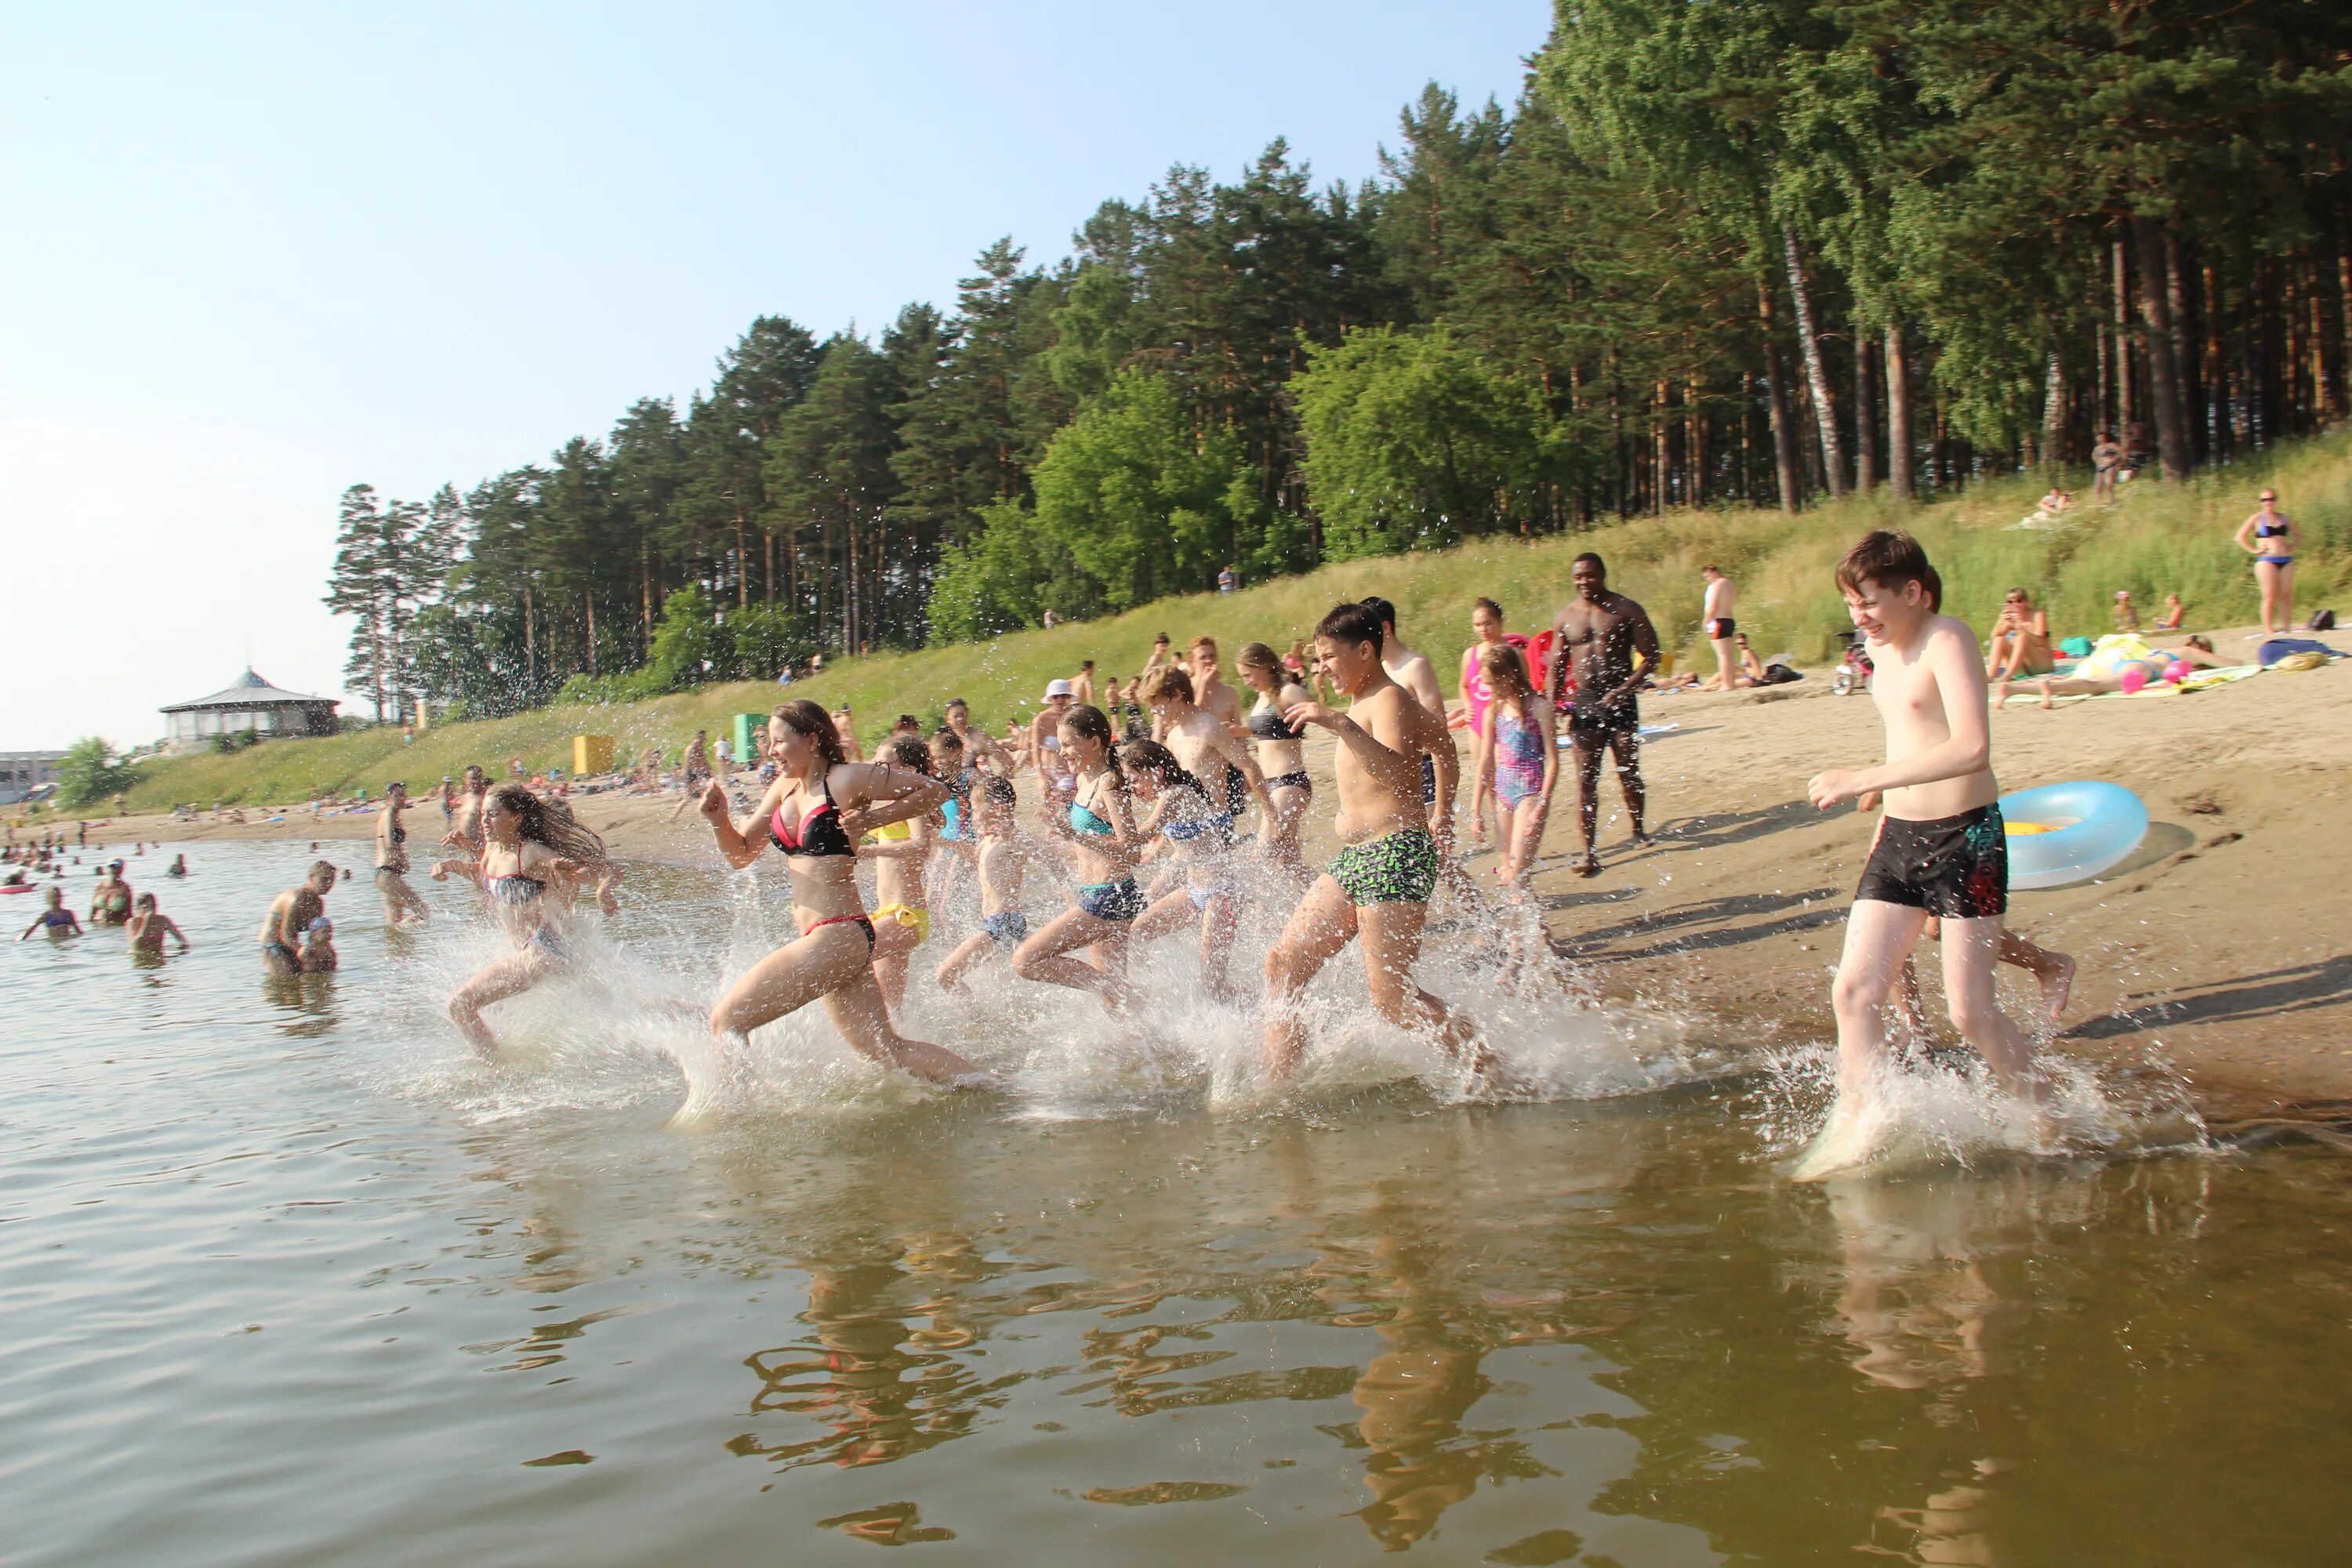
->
xmin=1802 ymin=532 xmax=2034 ymax=1174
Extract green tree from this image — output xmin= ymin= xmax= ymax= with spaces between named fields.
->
xmin=55 ymin=738 xmax=138 ymax=809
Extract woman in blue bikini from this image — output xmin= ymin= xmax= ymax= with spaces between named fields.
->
xmin=1123 ymin=739 xmax=1247 ymax=1000
xmin=432 ymin=782 xmax=604 ymax=1054
xmin=2234 ymin=488 xmax=2298 ymax=637
xmin=1013 ymin=704 xmax=1143 ymax=1009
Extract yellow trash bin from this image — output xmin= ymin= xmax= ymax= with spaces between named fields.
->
xmin=574 ymin=735 xmax=616 ymax=777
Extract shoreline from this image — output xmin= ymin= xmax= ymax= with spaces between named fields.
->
xmin=31 ymin=623 xmax=2350 ymax=1118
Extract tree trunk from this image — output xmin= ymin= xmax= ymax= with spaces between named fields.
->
xmin=1686 ymin=377 xmax=1705 ymax=508
xmin=2204 ymin=263 xmax=2228 ymax=460
xmin=584 ymin=591 xmax=598 ymax=675
xmin=1885 ymin=320 xmax=1913 ymax=499
xmin=1853 ymin=329 xmax=1878 ymax=491
xmin=1783 ymin=227 xmax=1848 ymax=498
xmin=2041 ymin=352 xmax=2067 ymax=472
xmin=765 ymin=530 xmax=776 ymax=605
xmin=523 ymin=581 xmax=536 ymax=691
xmin=1759 ymin=281 xmax=1802 ymax=512
xmin=2113 ymin=237 xmax=2135 ymax=445
xmin=734 ymin=512 xmax=750 ymax=610
xmin=2131 ymin=215 xmax=2192 ymax=482
xmin=1652 ymin=379 xmax=1668 ymax=515
xmin=2166 ymin=231 xmax=2196 ymax=455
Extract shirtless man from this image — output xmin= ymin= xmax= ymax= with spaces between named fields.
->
xmin=375 ymin=781 xmax=431 ymax=925
xmin=1073 ymin=660 xmax=1098 ymax=707
xmin=1358 ymin=595 xmax=1457 ymax=839
xmin=258 ymin=860 xmax=337 ymax=976
xmin=446 ymin=766 xmax=489 ymax=854
xmin=1802 ymin=531 xmax=2034 ymax=1179
xmin=1028 ymin=681 xmax=1080 ymax=811
xmin=1549 ymin=554 xmax=1661 ymax=875
xmin=1262 ymin=603 xmax=1490 ymax=1087
xmin=1142 ymin=666 xmax=1269 ymax=825
xmin=1700 ymin=565 xmax=1741 ymax=690
xmin=1185 ymin=637 xmax=1244 ymax=731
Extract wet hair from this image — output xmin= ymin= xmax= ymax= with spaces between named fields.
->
xmin=136 ymin=891 xmax=156 ymax=909
xmin=771 ymin=699 xmax=849 ymax=768
xmin=890 ymin=735 xmax=933 ymax=773
xmin=1835 ymin=530 xmax=1943 ymax=608
xmin=1359 ymin=595 xmax=1397 ymax=633
xmin=1117 ymin=739 xmax=1210 ymax=806
xmin=485 ymin=783 xmax=607 ymax=864
xmin=1142 ymin=666 xmax=1194 ymax=704
xmin=931 ymin=726 xmax=964 ymax=749
xmin=946 ymin=697 xmax=969 ymax=713
xmin=1472 ymin=597 xmax=1502 ymax=621
xmin=1236 ymin=641 xmax=1281 ymax=672
xmin=1572 ymin=551 xmax=1606 ymax=575
xmin=462 ymin=765 xmax=487 ymax=788
xmin=308 ymin=858 xmax=338 ymax=884
xmin=1316 ymin=602 xmax=1384 ymax=651
xmin=1479 ymin=641 xmax=1536 ymax=702
xmin=1058 ymin=704 xmax=1124 ymax=791
xmin=981 ymin=775 xmax=1017 ymax=808
xmin=386 ymin=780 xmax=406 ymax=794
xmin=2187 ymin=633 xmax=2215 ymax=654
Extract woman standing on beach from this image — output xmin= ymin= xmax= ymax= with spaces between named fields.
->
xmin=431 ymin=783 xmax=602 ymax=1054
xmin=698 ymin=700 xmax=983 ymax=1085
xmin=1237 ymin=642 xmax=1315 ymax=874
xmin=2234 ymin=487 xmax=2299 ymax=636
xmin=1012 ymin=705 xmax=1144 ymax=1009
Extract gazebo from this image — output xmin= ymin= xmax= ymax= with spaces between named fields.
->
xmin=161 ymin=669 xmax=340 ymax=753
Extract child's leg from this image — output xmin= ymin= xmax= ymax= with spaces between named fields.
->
xmin=934 ymin=932 xmax=993 ymax=992
xmin=1996 ymin=929 xmax=2074 ymax=1022
xmin=1939 ymin=916 xmax=2034 ymax=1092
xmin=1830 ymin=900 xmax=1931 ymax=1097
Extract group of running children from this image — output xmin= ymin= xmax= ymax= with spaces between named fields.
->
xmin=21 ymin=530 xmax=2041 ymax=1170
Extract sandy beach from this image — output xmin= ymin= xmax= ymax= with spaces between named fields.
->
xmin=42 ymin=623 xmax=2350 ymax=1116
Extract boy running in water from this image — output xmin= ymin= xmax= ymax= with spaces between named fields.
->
xmin=1261 ymin=603 xmax=1493 ymax=1087
xmin=1802 ymin=532 xmax=2034 ymax=1178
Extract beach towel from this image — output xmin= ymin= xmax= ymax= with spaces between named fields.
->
xmin=2058 ymin=636 xmax=2094 ymax=659
xmin=2255 ymin=637 xmax=2347 ymax=667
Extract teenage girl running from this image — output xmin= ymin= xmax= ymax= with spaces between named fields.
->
xmin=864 ymin=734 xmax=941 ymax=1021
xmin=1237 ymin=641 xmax=1316 ymax=876
xmin=697 ymin=699 xmax=984 ymax=1086
xmin=1011 ymin=705 xmax=1143 ymax=1009
xmin=431 ymin=783 xmax=604 ymax=1054
xmin=1123 ymin=739 xmax=1247 ymax=1000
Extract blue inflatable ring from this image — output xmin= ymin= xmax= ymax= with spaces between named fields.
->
xmin=1998 ymin=780 xmax=2149 ymax=891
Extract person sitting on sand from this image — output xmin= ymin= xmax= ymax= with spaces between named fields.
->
xmin=2151 ymin=593 xmax=2185 ymax=632
xmin=299 ymin=916 xmax=338 ymax=973
xmin=1736 ymin=633 xmax=1767 ymax=685
xmin=1984 ymin=588 xmax=2054 ymax=681
xmin=1994 ymin=635 xmax=2225 ymax=709
xmin=18 ymin=885 xmax=82 ymax=941
xmin=2112 ymin=590 xmax=2140 ymax=633
xmin=126 ymin=891 xmax=190 ymax=956
xmin=258 ymin=862 xmax=336 ymax=976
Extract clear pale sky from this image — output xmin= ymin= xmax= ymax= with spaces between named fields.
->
xmin=0 ymin=2 xmax=1547 ymax=752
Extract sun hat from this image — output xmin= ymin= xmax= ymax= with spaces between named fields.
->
xmin=1044 ymin=679 xmax=1074 ymax=699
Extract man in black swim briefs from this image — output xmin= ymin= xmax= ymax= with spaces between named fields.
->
xmin=1550 ymin=554 xmax=1661 ymax=877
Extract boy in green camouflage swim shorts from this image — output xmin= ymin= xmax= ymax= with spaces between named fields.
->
xmin=1261 ymin=603 xmax=1498 ymax=1089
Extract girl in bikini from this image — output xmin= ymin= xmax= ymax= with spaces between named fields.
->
xmin=863 ymin=735 xmax=942 ymax=1022
xmin=1123 ymin=739 xmax=1247 ymax=1000
xmin=2234 ymin=488 xmax=2298 ymax=636
xmin=1011 ymin=704 xmax=1143 ymax=1009
xmin=431 ymin=782 xmax=603 ymax=1054
xmin=1237 ymin=641 xmax=1316 ymax=876
xmin=698 ymin=699 xmax=983 ymax=1086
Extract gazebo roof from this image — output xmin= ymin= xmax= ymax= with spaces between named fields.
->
xmin=161 ymin=669 xmax=340 ymax=713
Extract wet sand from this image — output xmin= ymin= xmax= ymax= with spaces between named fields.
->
xmin=44 ymin=623 xmax=2350 ymax=1115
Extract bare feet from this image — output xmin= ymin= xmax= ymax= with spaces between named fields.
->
xmin=2037 ymin=681 xmax=2056 ymax=710
xmin=2034 ymin=951 xmax=2076 ymax=1024
xmin=1577 ymin=852 xmax=1602 ymax=878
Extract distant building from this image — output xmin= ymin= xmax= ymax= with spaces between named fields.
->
xmin=0 ymin=750 xmax=65 ymax=805
xmin=161 ymin=669 xmax=340 ymax=753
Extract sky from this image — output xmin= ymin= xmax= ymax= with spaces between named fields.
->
xmin=0 ymin=1 xmax=1548 ymax=752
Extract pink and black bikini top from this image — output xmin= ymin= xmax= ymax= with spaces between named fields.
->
xmin=771 ymin=774 xmax=855 ymax=859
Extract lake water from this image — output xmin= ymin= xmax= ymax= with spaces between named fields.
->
xmin=8 ymin=840 xmax=2351 ymax=1566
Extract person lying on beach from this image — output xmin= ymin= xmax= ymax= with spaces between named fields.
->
xmin=1994 ymin=636 xmax=2226 ymax=709
xmin=18 ymin=885 xmax=82 ymax=940
xmin=126 ymin=892 xmax=190 ymax=956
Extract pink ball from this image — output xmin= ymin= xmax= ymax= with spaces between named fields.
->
xmin=2118 ymin=666 xmax=2149 ymax=695
xmin=2164 ymin=660 xmax=2190 ymax=684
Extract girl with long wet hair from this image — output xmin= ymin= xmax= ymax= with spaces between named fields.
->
xmin=1236 ymin=641 xmax=1315 ymax=875
xmin=698 ymin=699 xmax=984 ymax=1087
xmin=1012 ymin=704 xmax=1142 ymax=1008
xmin=1122 ymin=739 xmax=1248 ymax=1000
xmin=431 ymin=782 xmax=607 ymax=1054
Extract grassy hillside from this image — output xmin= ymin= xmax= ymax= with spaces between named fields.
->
xmin=109 ymin=432 xmax=2351 ymax=814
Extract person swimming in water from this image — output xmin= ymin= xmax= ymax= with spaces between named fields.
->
xmin=430 ymin=784 xmax=604 ymax=1054
xmin=1012 ymin=703 xmax=1145 ymax=1011
xmin=17 ymin=885 xmax=82 ymax=941
xmin=933 ymin=775 xmax=1037 ymax=993
xmin=126 ymin=891 xmax=190 ymax=956
xmin=697 ymin=699 xmax=985 ymax=1089
xmin=258 ymin=862 xmax=336 ymax=976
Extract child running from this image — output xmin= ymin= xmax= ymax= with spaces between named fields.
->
xmin=1012 ymin=704 xmax=1145 ymax=1010
xmin=1472 ymin=641 xmax=1558 ymax=892
xmin=1261 ymin=603 xmax=1497 ymax=1087
xmin=126 ymin=892 xmax=190 ymax=956
xmin=1802 ymin=532 xmax=2036 ymax=1179
xmin=934 ymin=775 xmax=1035 ymax=992
xmin=432 ymin=783 xmax=602 ymax=1054
xmin=1123 ymin=739 xmax=1247 ymax=1000
xmin=864 ymin=735 xmax=941 ymax=1021
xmin=698 ymin=699 xmax=985 ymax=1087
